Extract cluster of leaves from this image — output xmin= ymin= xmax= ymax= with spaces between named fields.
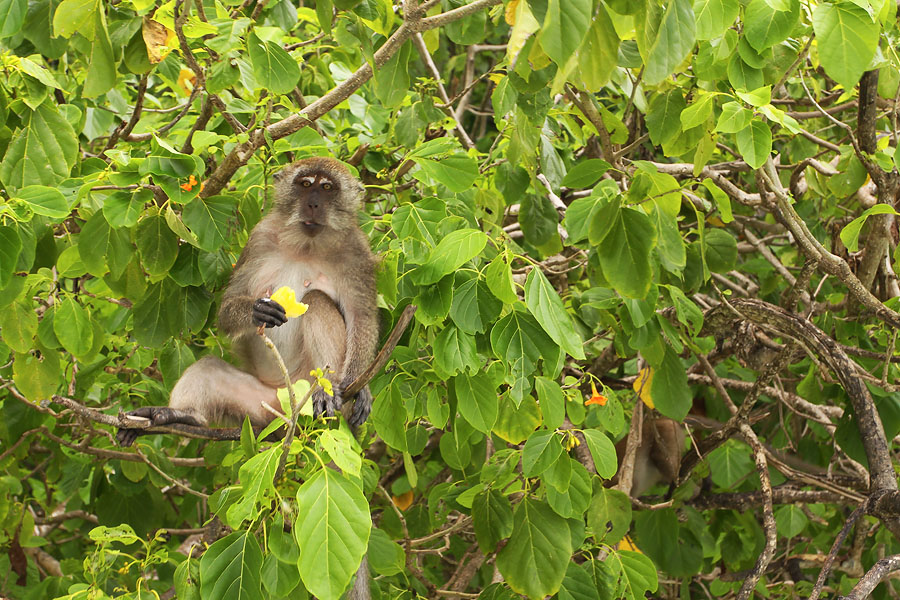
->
xmin=2 ymin=0 xmax=900 ymax=597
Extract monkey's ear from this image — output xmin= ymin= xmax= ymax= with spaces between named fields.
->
xmin=273 ymin=168 xmax=286 ymax=183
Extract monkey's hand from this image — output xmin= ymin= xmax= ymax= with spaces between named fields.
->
xmin=252 ymin=298 xmax=288 ymax=328
xmin=312 ymin=388 xmax=343 ymax=421
xmin=347 ymin=386 xmax=373 ymax=429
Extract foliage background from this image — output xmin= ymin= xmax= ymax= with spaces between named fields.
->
xmin=2 ymin=0 xmax=900 ymax=597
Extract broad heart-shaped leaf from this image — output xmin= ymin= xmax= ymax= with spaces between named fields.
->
xmin=636 ymin=0 xmax=696 ymax=86
xmin=693 ymin=0 xmax=738 ymax=40
xmin=413 ymin=229 xmax=487 ymax=285
xmin=433 ymin=325 xmax=478 ymax=377
xmin=371 ymin=384 xmax=409 ymax=451
xmin=78 ymin=211 xmax=132 ymax=278
xmin=813 ymin=2 xmax=879 ymax=91
xmin=247 ymin=32 xmax=300 ymax=95
xmin=0 ymin=299 xmax=37 ymax=353
xmin=559 ymin=562 xmax=600 ymax=600
xmin=103 ymin=189 xmax=148 ymax=228
xmin=133 ymin=280 xmax=183 ymax=348
xmin=136 ymin=213 xmax=179 ymax=277
xmin=634 ymin=509 xmax=702 ymax=576
xmin=524 ymin=269 xmax=585 ymax=360
xmin=450 ymin=276 xmax=502 ymax=334
xmin=580 ymin=429 xmax=617 ymax=479
xmin=587 ymin=486 xmax=631 ymax=545
xmin=484 ymin=253 xmax=517 ymax=304
xmin=391 ymin=197 xmax=445 ymax=244
xmin=198 ymin=531 xmax=264 ymax=600
xmin=539 ymin=0 xmax=591 ymax=67
xmin=521 ymin=429 xmax=563 ymax=477
xmin=295 ymin=469 xmax=371 ymax=600
xmin=578 ymin=5 xmax=619 ymax=91
xmin=452 ymin=371 xmax=499 ymax=434
xmin=735 ymin=120 xmax=771 ymax=169
xmin=561 ymin=159 xmax=612 ymax=190
xmin=14 ymin=185 xmax=68 ymax=218
xmin=0 ymin=224 xmax=21 ymax=289
xmin=225 ymin=446 xmax=279 ymax=527
xmin=593 ymin=202 xmax=657 ymax=299
xmin=744 ymin=0 xmax=799 ymax=51
xmin=645 ymin=90 xmax=686 ymax=148
xmin=606 ymin=551 xmax=658 ymax=599
xmin=708 ymin=438 xmax=754 ymax=488
xmin=0 ymin=0 xmax=26 ymax=38
xmin=715 ymin=101 xmax=752 ymax=134
xmin=373 ymin=39 xmax=411 ymax=108
xmin=53 ymin=298 xmax=93 ymax=358
xmin=53 ymin=0 xmax=95 ymax=39
xmin=0 ymin=101 xmax=77 ymax=194
xmin=411 ymin=155 xmax=479 ymax=193
xmin=775 ymin=504 xmax=808 ymax=539
xmin=496 ymin=498 xmax=573 ymax=599
xmin=840 ymin=204 xmax=899 ymax=252
xmin=490 ymin=307 xmax=557 ymax=381
xmin=547 ymin=459 xmax=592 ymax=519
xmin=472 ymin=489 xmax=514 ymax=553
xmin=649 ymin=345 xmax=692 ymax=421
xmin=182 ymin=195 xmax=237 ymax=252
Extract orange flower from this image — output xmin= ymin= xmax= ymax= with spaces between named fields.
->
xmin=585 ymin=381 xmax=607 ymax=406
xmin=181 ymin=175 xmax=199 ymax=191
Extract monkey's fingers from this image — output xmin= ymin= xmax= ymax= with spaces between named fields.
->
xmin=312 ymin=389 xmax=343 ymax=419
xmin=252 ymin=298 xmax=288 ymax=328
xmin=116 ymin=428 xmax=141 ymax=447
xmin=347 ymin=387 xmax=373 ymax=428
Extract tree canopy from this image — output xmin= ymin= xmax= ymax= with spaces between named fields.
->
xmin=2 ymin=0 xmax=900 ymax=598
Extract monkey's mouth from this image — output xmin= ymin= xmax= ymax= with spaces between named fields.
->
xmin=302 ymin=221 xmax=324 ymax=236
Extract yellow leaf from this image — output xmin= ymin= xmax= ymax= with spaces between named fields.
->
xmin=142 ymin=17 xmax=175 ymax=64
xmin=270 ymin=286 xmax=309 ymax=318
xmin=177 ymin=68 xmax=197 ymax=95
xmin=618 ymin=536 xmax=642 ymax=553
xmin=505 ymin=0 xmax=519 ymax=25
xmin=633 ymin=367 xmax=654 ymax=409
xmin=392 ymin=490 xmax=414 ymax=511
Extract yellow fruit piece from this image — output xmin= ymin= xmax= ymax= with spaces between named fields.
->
xmin=270 ymin=286 xmax=309 ymax=318
xmin=632 ymin=367 xmax=654 ymax=409
xmin=505 ymin=0 xmax=519 ymax=24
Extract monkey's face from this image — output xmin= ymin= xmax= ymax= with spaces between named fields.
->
xmin=273 ymin=158 xmax=364 ymax=237
xmin=291 ymin=171 xmax=339 ymax=237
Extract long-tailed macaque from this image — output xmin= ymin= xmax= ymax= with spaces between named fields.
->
xmin=117 ymin=157 xmax=378 ymax=446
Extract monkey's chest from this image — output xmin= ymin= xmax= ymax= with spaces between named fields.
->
xmin=252 ymin=261 xmax=337 ymax=303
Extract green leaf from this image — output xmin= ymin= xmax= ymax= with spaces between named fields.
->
xmin=650 ymin=345 xmax=692 ymax=421
xmin=373 ymin=40 xmax=411 ymax=107
xmin=540 ymin=0 xmax=592 ymax=67
xmin=774 ymin=505 xmax=808 ymax=539
xmin=693 ymin=0 xmax=738 ymax=40
xmin=637 ymin=0 xmax=696 ymax=86
xmin=701 ymin=178 xmax=733 ymax=223
xmin=0 ymin=0 xmax=26 ymax=37
xmin=450 ymin=277 xmax=502 ymax=334
xmin=708 ymin=439 xmax=754 ymax=488
xmin=840 ymin=204 xmax=899 ymax=252
xmin=0 ymin=300 xmax=37 ymax=353
xmin=646 ymin=90 xmax=686 ymax=147
xmin=78 ymin=211 xmax=131 ymax=278
xmin=14 ymin=185 xmax=69 ymax=218
xmin=182 ymin=195 xmax=237 ymax=252
xmin=414 ymin=273 xmax=454 ymax=325
xmin=319 ymin=430 xmax=362 ymax=477
xmin=578 ymin=5 xmax=619 ymax=91
xmin=392 ymin=197 xmax=445 ymax=244
xmin=522 ymin=429 xmax=563 ymax=477
xmin=295 ymin=469 xmax=371 ymax=600
xmin=613 ymin=550 xmax=659 ymax=598
xmin=564 ymin=189 xmax=615 ymax=244
xmin=587 ymin=486 xmax=631 ymax=544
xmin=525 ymin=269 xmax=585 ymax=359
xmin=472 ymin=489 xmax=514 ymax=553
xmin=452 ymin=372 xmax=499 ymax=434
xmin=744 ymin=0 xmax=799 ymax=51
xmin=103 ymin=189 xmax=148 ymax=228
xmin=247 ymin=32 xmax=301 ymax=95
xmin=735 ymin=120 xmax=771 ymax=169
xmin=411 ymin=155 xmax=479 ymax=193
xmin=136 ymin=213 xmax=179 ymax=277
xmin=680 ymin=91 xmax=715 ymax=129
xmin=561 ymin=159 xmax=612 ymax=190
xmin=634 ymin=509 xmax=702 ymax=576
xmin=593 ymin=202 xmax=657 ymax=299
xmin=434 ymin=325 xmax=478 ymax=377
xmin=559 ymin=562 xmax=600 ymax=600
xmin=484 ymin=254 xmax=518 ymax=304
xmin=496 ymin=498 xmax=573 ymax=599
xmin=0 ymin=224 xmax=22 ymax=289
xmin=0 ymin=102 xmax=78 ymax=194
xmin=534 ymin=376 xmax=565 ymax=430
xmin=414 ymin=229 xmax=487 ymax=285
xmin=715 ymin=102 xmax=751 ymax=135
xmin=199 ymin=531 xmax=264 ymax=600
xmin=53 ymin=298 xmax=93 ymax=358
xmin=225 ymin=447 xmax=279 ymax=527
xmin=490 ymin=308 xmax=556 ymax=382
xmin=813 ymin=1 xmax=879 ymax=91
xmin=371 ymin=385 xmax=409 ymax=451
xmin=133 ymin=281 xmax=182 ymax=348
xmin=367 ymin=528 xmax=405 ymax=576
xmin=547 ymin=460 xmax=592 ymax=519
xmin=704 ymin=228 xmax=737 ymax=272
xmin=727 ymin=54 xmax=764 ymax=91
xmin=580 ymin=429 xmax=617 ymax=479
xmin=52 ymin=0 xmax=94 ymax=38
xmin=83 ymin=9 xmax=115 ymax=98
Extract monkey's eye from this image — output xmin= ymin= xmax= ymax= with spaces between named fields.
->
xmin=322 ymin=183 xmax=332 ymax=190
xmin=302 ymin=180 xmax=311 ymax=187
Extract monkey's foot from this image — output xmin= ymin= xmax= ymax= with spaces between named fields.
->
xmin=116 ymin=407 xmax=206 ymax=447
xmin=312 ymin=389 xmax=343 ymax=421
xmin=347 ymin=387 xmax=373 ymax=429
